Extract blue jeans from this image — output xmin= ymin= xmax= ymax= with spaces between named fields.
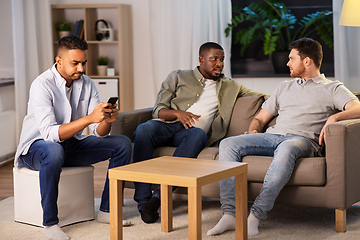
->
xmin=132 ymin=120 xmax=207 ymax=210
xmin=18 ymin=135 xmax=132 ymax=226
xmin=219 ymin=133 xmax=318 ymax=219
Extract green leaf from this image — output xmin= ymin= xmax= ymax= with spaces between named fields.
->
xmin=225 ymin=0 xmax=333 ymax=57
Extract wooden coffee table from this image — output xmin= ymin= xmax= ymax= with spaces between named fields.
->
xmin=109 ymin=156 xmax=248 ymax=240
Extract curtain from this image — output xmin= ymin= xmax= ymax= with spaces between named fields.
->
xmin=148 ymin=0 xmax=232 ymax=92
xmin=12 ymin=0 xmax=53 ymax=144
xmin=333 ymin=0 xmax=360 ymax=92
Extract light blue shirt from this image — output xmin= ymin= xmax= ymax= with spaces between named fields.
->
xmin=14 ymin=64 xmax=104 ymax=167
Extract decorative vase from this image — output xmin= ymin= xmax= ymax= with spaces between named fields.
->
xmin=58 ymin=31 xmax=71 ymax=39
xmin=271 ymin=51 xmax=290 ymax=74
xmin=97 ymin=65 xmax=108 ymax=76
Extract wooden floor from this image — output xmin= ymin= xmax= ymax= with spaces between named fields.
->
xmin=0 ymin=159 xmax=134 ymax=201
xmin=0 ymin=160 xmax=14 ymax=201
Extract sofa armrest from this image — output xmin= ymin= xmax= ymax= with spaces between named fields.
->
xmin=325 ymin=118 xmax=360 ymax=209
xmin=111 ymin=108 xmax=153 ymax=141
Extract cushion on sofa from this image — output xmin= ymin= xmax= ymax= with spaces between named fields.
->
xmin=111 ymin=107 xmax=153 ymax=141
xmin=153 ymin=147 xmax=219 ymax=160
xmin=153 ymin=147 xmax=176 ymax=158
xmin=197 ymin=147 xmax=219 ymax=160
xmin=243 ymin=156 xmax=326 ymax=186
xmin=226 ymin=94 xmax=267 ymax=138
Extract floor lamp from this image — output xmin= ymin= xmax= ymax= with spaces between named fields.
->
xmin=339 ymin=0 xmax=360 ymax=27
xmin=339 ymin=0 xmax=360 ymax=93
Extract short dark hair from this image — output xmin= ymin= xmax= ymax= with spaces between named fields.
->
xmin=289 ymin=38 xmax=323 ymax=69
xmin=56 ymin=35 xmax=88 ymax=57
xmin=199 ymin=42 xmax=223 ymax=56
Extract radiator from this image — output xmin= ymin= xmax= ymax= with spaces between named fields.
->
xmin=0 ymin=110 xmax=16 ymax=159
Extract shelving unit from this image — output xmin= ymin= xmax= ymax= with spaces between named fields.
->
xmin=51 ymin=4 xmax=134 ymax=111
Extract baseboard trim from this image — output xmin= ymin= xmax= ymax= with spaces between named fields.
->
xmin=0 ymin=153 xmax=14 ymax=167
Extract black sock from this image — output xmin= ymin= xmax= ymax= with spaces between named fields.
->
xmin=142 ymin=197 xmax=161 ymax=212
xmin=140 ymin=197 xmax=161 ymax=224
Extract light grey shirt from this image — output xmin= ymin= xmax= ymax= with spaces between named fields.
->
xmin=262 ymin=74 xmax=357 ymax=148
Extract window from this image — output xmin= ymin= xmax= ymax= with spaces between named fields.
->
xmin=229 ymin=0 xmax=333 ymax=77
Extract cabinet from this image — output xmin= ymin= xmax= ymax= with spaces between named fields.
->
xmin=93 ymin=79 xmax=118 ymax=104
xmin=51 ymin=4 xmax=133 ymax=111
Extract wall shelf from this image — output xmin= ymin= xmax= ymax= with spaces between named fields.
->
xmin=51 ymin=4 xmax=134 ymax=111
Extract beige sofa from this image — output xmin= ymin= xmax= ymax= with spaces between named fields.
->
xmin=111 ymin=93 xmax=360 ymax=232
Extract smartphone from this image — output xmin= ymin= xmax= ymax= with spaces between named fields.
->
xmin=106 ymin=97 xmax=118 ymax=108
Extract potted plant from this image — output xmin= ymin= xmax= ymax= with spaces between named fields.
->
xmin=97 ymin=56 xmax=109 ymax=76
xmin=226 ymin=0 xmax=333 ymax=73
xmin=56 ymin=20 xmax=72 ymax=39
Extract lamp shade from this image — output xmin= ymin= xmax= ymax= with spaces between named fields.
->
xmin=339 ymin=0 xmax=360 ymax=26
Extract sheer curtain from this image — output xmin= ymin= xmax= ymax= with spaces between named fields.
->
xmin=333 ymin=0 xmax=360 ymax=91
xmin=148 ymin=0 xmax=232 ymax=90
xmin=12 ymin=0 xmax=53 ymax=143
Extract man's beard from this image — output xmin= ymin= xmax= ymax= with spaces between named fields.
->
xmin=290 ymin=66 xmax=305 ymax=78
xmin=71 ymin=72 xmax=84 ymax=80
xmin=209 ymin=70 xmax=222 ymax=81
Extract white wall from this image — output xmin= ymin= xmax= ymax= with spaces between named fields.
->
xmin=0 ymin=0 xmax=14 ymax=79
xmin=236 ymin=78 xmax=286 ymax=94
xmin=0 ymin=0 xmax=15 ymax=112
xmin=0 ymin=0 xmax=16 ymax=159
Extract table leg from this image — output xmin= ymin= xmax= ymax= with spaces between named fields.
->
xmin=188 ymin=187 xmax=202 ymax=240
xmin=235 ymin=172 xmax=248 ymax=240
xmin=110 ymin=179 xmax=123 ymax=240
xmin=161 ymin=184 xmax=173 ymax=232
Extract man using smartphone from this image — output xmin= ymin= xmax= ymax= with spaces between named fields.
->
xmin=14 ymin=36 xmax=132 ymax=240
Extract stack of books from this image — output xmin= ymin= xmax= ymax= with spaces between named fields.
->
xmin=73 ymin=19 xmax=84 ymax=39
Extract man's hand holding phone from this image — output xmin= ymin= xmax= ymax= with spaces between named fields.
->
xmin=87 ymin=97 xmax=119 ymax=124
xmin=104 ymin=97 xmax=119 ymax=123
xmin=106 ymin=97 xmax=118 ymax=109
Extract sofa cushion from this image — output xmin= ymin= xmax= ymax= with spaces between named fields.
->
xmin=197 ymin=147 xmax=219 ymax=160
xmin=153 ymin=147 xmax=176 ymax=158
xmin=153 ymin=148 xmax=325 ymax=186
xmin=243 ymin=156 xmax=326 ymax=186
xmin=112 ymin=107 xmax=153 ymax=141
xmin=153 ymin=147 xmax=219 ymax=160
xmin=226 ymin=94 xmax=267 ymax=138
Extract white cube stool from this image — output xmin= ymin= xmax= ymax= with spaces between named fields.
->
xmin=13 ymin=166 xmax=95 ymax=227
